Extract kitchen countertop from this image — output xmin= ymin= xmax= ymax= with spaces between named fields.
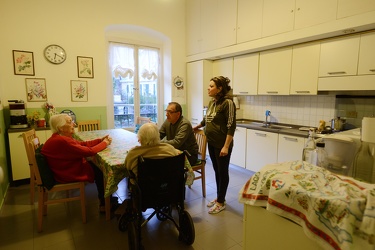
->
xmin=236 ymin=119 xmax=309 ymax=138
xmin=8 ymin=126 xmax=51 ymax=133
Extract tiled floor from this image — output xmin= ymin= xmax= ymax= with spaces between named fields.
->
xmin=0 ymin=159 xmax=254 ymax=250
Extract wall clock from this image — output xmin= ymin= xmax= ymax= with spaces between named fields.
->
xmin=44 ymin=44 xmax=66 ymax=64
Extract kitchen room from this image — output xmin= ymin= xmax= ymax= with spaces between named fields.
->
xmin=1 ymin=0 xmax=375 ymax=249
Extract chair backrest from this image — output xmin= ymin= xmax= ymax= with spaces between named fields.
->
xmin=137 ymin=153 xmax=186 ymax=209
xmin=77 ymin=120 xmax=100 ymax=131
xmin=194 ymin=130 xmax=207 ymax=161
xmin=134 ymin=116 xmax=151 ymax=133
xmin=22 ymin=129 xmax=40 ymax=165
xmin=28 ymin=142 xmax=56 ymax=190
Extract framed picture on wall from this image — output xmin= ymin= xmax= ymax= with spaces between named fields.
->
xmin=71 ymin=80 xmax=88 ymax=102
xmin=77 ymin=56 xmax=94 ymax=78
xmin=13 ymin=50 xmax=35 ymax=76
xmin=25 ymin=78 xmax=47 ymax=102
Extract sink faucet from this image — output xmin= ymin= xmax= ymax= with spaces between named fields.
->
xmin=264 ymin=110 xmax=271 ymax=126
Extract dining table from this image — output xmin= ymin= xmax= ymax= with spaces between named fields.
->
xmin=75 ymin=128 xmax=139 ymax=220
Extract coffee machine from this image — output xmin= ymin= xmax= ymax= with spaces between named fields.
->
xmin=9 ymin=100 xmax=28 ymax=128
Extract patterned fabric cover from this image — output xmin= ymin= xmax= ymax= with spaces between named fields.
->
xmin=239 ymin=160 xmax=375 ymax=250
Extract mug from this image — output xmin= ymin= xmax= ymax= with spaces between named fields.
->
xmin=38 ymin=118 xmax=46 ymax=127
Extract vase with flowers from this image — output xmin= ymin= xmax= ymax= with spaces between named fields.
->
xmin=44 ymin=102 xmax=57 ymax=125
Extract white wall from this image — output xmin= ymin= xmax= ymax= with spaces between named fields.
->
xmin=0 ymin=0 xmax=186 ymax=119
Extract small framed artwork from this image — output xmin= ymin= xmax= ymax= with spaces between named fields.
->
xmin=13 ymin=50 xmax=35 ymax=76
xmin=71 ymin=80 xmax=88 ymax=102
xmin=25 ymin=78 xmax=47 ymax=102
xmin=77 ymin=56 xmax=94 ymax=78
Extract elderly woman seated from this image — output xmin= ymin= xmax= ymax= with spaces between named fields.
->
xmin=125 ymin=123 xmax=193 ymax=183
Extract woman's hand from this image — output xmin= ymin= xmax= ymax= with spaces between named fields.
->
xmin=220 ymin=146 xmax=229 ymax=157
xmin=101 ymin=135 xmax=112 ymax=145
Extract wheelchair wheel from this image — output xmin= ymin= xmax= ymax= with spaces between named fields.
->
xmin=156 ymin=205 xmax=171 ymax=221
xmin=178 ymin=211 xmax=195 ymax=245
xmin=128 ymin=221 xmax=141 ymax=250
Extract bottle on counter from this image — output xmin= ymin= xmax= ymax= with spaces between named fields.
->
xmin=302 ymin=128 xmax=316 ymax=163
xmin=311 ymin=142 xmax=328 ymax=168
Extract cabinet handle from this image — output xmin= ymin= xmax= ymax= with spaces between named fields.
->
xmin=370 ymin=69 xmax=375 ymax=72
xmin=239 ymin=91 xmax=248 ymax=94
xmin=255 ymin=132 xmax=267 ymax=137
xmin=192 ymin=118 xmax=198 ymax=121
xmin=295 ymin=91 xmax=310 ymax=93
xmin=283 ymin=137 xmax=298 ymax=142
xmin=327 ymin=71 xmax=346 ymax=75
xmin=266 ymin=91 xmax=278 ymax=94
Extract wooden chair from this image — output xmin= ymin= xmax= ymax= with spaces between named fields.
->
xmin=189 ymin=130 xmax=207 ymax=197
xmin=136 ymin=116 xmax=151 ymax=125
xmin=22 ymin=129 xmax=39 ymax=204
xmin=77 ymin=120 xmax=100 ymax=131
xmin=27 ymin=141 xmax=87 ymax=232
xmin=134 ymin=116 xmax=151 ymax=133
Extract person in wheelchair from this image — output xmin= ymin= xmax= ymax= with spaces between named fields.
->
xmin=125 ymin=122 xmax=194 ymax=183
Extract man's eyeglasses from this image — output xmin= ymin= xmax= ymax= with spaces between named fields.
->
xmin=165 ymin=110 xmax=178 ymax=114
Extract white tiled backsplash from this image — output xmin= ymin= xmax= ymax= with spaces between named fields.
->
xmin=236 ymin=95 xmax=336 ymax=128
xmin=236 ymin=95 xmax=375 ymax=128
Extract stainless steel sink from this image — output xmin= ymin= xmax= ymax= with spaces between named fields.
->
xmin=265 ymin=124 xmax=293 ymax=129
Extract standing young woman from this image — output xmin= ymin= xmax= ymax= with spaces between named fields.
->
xmin=193 ymin=76 xmax=236 ymax=214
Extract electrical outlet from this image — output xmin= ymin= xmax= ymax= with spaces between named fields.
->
xmin=346 ymin=111 xmax=358 ymax=118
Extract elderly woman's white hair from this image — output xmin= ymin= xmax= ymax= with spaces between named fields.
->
xmin=49 ymin=114 xmax=69 ymax=134
xmin=137 ymin=123 xmax=160 ymax=146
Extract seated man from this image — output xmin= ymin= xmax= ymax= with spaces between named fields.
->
xmin=159 ymin=102 xmax=198 ymax=166
xmin=41 ymin=114 xmax=114 ymax=213
xmin=125 ymin=123 xmax=193 ymax=184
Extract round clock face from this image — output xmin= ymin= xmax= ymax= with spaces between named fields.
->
xmin=174 ymin=76 xmax=184 ymax=88
xmin=44 ymin=44 xmax=66 ymax=64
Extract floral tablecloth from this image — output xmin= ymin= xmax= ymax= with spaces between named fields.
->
xmin=239 ymin=160 xmax=375 ymax=250
xmin=75 ymin=129 xmax=139 ymax=197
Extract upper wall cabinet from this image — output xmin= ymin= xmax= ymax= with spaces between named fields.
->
xmin=233 ymin=53 xmax=259 ymax=95
xmin=237 ymin=0 xmax=263 ymax=43
xmin=262 ymin=0 xmax=337 ymax=37
xmin=186 ymin=0 xmax=217 ymax=55
xmin=258 ymin=47 xmax=292 ymax=95
xmin=337 ymin=0 xmax=375 ymax=19
xmin=262 ymin=0 xmax=295 ymax=37
xmin=290 ymin=42 xmax=320 ymax=95
xmin=212 ymin=58 xmax=233 ymax=80
xmin=319 ymin=35 xmax=360 ymax=77
xmin=217 ymin=0 xmax=238 ymax=48
xmin=358 ymin=32 xmax=375 ymax=75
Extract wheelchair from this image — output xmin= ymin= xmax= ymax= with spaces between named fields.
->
xmin=118 ymin=153 xmax=195 ymax=249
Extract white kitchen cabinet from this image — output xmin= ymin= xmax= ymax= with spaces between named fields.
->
xmin=337 ymin=0 xmax=375 ymax=19
xmin=277 ymin=134 xmax=305 ymax=163
xmin=212 ymin=57 xmax=233 ymax=79
xmin=187 ymin=60 xmax=213 ymax=127
xmin=186 ymin=0 xmax=201 ymax=55
xmin=216 ymin=0 xmax=237 ymax=48
xmin=290 ymin=42 xmax=320 ymax=95
xmin=262 ymin=0 xmax=295 ymax=37
xmin=8 ymin=129 xmax=52 ymax=181
xmin=186 ymin=0 xmax=217 ymax=55
xmin=319 ymin=35 xmax=361 ymax=77
xmin=230 ymin=127 xmax=247 ymax=168
xmin=233 ymin=53 xmax=259 ymax=95
xmin=294 ymin=0 xmax=337 ymax=30
xmin=246 ymin=129 xmax=278 ymax=173
xmin=262 ymin=0 xmax=337 ymax=37
xmin=358 ymin=32 xmax=375 ymax=75
xmin=236 ymin=0 xmax=263 ymax=43
xmin=258 ymin=47 xmax=292 ymax=95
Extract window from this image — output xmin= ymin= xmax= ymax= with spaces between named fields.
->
xmin=109 ymin=42 xmax=159 ymax=128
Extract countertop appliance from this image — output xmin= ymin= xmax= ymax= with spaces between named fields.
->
xmin=9 ymin=100 xmax=28 ymax=129
xmin=318 ymin=128 xmax=361 ymax=177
